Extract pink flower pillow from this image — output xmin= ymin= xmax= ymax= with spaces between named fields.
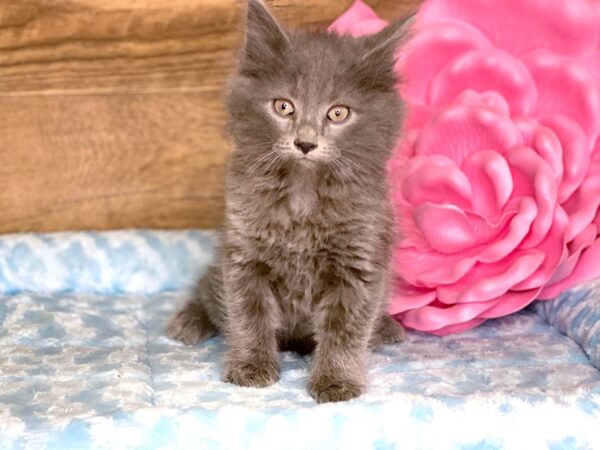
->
xmin=331 ymin=0 xmax=600 ymax=334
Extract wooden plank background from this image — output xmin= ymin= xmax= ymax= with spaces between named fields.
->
xmin=0 ymin=0 xmax=422 ymax=233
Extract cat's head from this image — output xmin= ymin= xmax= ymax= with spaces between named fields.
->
xmin=226 ymin=0 xmax=407 ymax=179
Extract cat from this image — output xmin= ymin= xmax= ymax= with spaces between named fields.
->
xmin=167 ymin=0 xmax=408 ymax=403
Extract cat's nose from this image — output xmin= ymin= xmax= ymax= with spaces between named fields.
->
xmin=294 ymin=140 xmax=317 ymax=154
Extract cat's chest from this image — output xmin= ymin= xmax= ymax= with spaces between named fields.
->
xmin=245 ymin=175 xmax=333 ymax=253
xmin=258 ymin=219 xmax=327 ymax=257
xmin=245 ymin=220 xmax=324 ymax=298
xmin=285 ymin=171 xmax=319 ymax=218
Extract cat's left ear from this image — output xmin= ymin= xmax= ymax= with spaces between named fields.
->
xmin=363 ymin=17 xmax=412 ymax=64
xmin=359 ymin=17 xmax=413 ymax=88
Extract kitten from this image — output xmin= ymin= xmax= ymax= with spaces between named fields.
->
xmin=167 ymin=0 xmax=408 ymax=403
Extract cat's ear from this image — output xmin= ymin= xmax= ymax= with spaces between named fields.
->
xmin=358 ymin=18 xmax=412 ymax=89
xmin=241 ymin=0 xmax=289 ymax=76
xmin=362 ymin=18 xmax=411 ymax=65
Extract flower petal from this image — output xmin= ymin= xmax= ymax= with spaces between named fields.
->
xmin=506 ymin=146 xmax=557 ymax=248
xmin=393 ymin=246 xmax=478 ymax=287
xmin=541 ymin=223 xmax=597 ymax=289
xmin=525 ymin=50 xmax=600 ymax=142
xmin=478 ymin=197 xmax=537 ymax=263
xmin=413 ymin=203 xmax=475 ymax=254
xmin=515 ymin=118 xmax=564 ymax=187
xmin=415 ymin=99 xmax=522 ymax=166
xmin=405 ymin=100 xmax=436 ymax=131
xmin=418 ymin=0 xmax=600 ymax=57
xmin=399 ymin=299 xmax=499 ymax=332
xmin=430 ymin=49 xmax=538 ymax=115
xmin=399 ymin=18 xmax=492 ymax=104
xmin=388 ymin=282 xmax=437 ymax=315
xmin=513 ymin=207 xmax=569 ymax=290
xmin=399 ymin=155 xmax=472 ymax=209
xmin=563 ymin=158 xmax=600 ymax=241
xmin=427 ymin=318 xmax=488 ymax=335
xmin=436 ymin=250 xmax=545 ymax=303
xmin=568 ymin=223 xmax=598 ymax=262
xmin=480 ymin=288 xmax=542 ymax=319
xmin=541 ymin=115 xmax=591 ymax=203
xmin=456 ymin=90 xmax=511 ymax=116
xmin=539 ymin=237 xmax=600 ymax=299
xmin=461 ymin=149 xmax=513 ymax=218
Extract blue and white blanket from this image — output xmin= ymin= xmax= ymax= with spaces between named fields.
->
xmin=0 ymin=231 xmax=599 ymax=449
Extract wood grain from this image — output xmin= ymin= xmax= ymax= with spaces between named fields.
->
xmin=0 ymin=0 xmax=423 ymax=233
xmin=0 ymin=0 xmax=419 ymax=95
xmin=0 ymin=92 xmax=228 ymax=231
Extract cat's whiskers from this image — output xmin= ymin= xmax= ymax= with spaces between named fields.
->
xmin=332 ymin=153 xmax=356 ymax=176
xmin=246 ymin=148 xmax=281 ymax=174
xmin=328 ymin=159 xmax=351 ymax=189
xmin=339 ymin=154 xmax=362 ymax=173
xmin=258 ymin=147 xmax=287 ymax=175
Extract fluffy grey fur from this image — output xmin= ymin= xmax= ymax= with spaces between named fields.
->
xmin=167 ymin=0 xmax=408 ymax=403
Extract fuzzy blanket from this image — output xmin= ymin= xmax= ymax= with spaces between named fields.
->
xmin=0 ymin=230 xmax=599 ymax=449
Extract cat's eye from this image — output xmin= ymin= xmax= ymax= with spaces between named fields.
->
xmin=273 ymin=99 xmax=295 ymax=117
xmin=327 ymin=105 xmax=350 ymax=123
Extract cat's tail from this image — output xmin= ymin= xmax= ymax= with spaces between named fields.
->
xmin=165 ymin=265 xmax=222 ymax=345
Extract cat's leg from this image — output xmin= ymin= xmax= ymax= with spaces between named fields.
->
xmin=166 ymin=296 xmax=217 ymax=345
xmin=369 ymin=314 xmax=406 ymax=348
xmin=222 ymin=260 xmax=281 ymax=388
xmin=166 ymin=265 xmax=221 ymax=345
xmin=309 ymin=272 xmax=378 ymax=403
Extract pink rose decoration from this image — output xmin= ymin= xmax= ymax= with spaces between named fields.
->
xmin=331 ymin=0 xmax=600 ymax=334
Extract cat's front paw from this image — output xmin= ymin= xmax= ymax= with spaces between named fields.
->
xmin=370 ymin=315 xmax=407 ymax=348
xmin=166 ymin=304 xmax=216 ymax=345
xmin=308 ymin=375 xmax=363 ymax=403
xmin=223 ymin=358 xmax=279 ymax=388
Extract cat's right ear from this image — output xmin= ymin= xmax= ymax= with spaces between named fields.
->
xmin=240 ymin=0 xmax=289 ymax=77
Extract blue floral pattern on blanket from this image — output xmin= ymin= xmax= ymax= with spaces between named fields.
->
xmin=0 ymin=231 xmax=599 ymax=449
xmin=0 ymin=230 xmax=216 ymax=296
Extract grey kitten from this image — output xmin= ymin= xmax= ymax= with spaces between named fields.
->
xmin=167 ymin=0 xmax=408 ymax=403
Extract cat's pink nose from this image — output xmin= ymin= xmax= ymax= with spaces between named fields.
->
xmin=294 ymin=140 xmax=317 ymax=154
